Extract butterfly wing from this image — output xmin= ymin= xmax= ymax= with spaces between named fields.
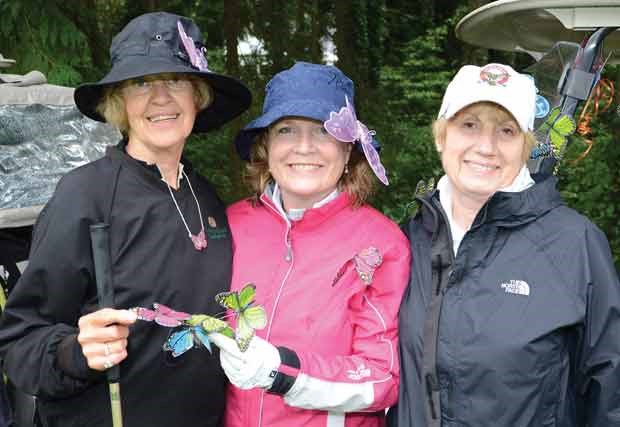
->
xmin=360 ymin=137 xmax=389 ymax=185
xmin=191 ymin=327 xmax=212 ymax=354
xmin=237 ymin=284 xmax=257 ymax=308
xmin=163 ymin=329 xmax=194 ymax=357
xmin=134 ymin=307 xmax=156 ymax=322
xmin=235 ymin=314 xmax=256 ymax=352
xmin=242 ymin=306 xmax=267 ymax=330
xmin=152 ymin=303 xmax=191 ymax=327
xmin=353 ymin=247 xmax=383 ymax=285
xmin=215 ymin=290 xmax=241 ymax=312
xmin=177 ymin=21 xmax=209 ymax=71
xmin=200 ymin=315 xmax=230 ymax=333
xmin=324 ymin=96 xmax=359 ymax=143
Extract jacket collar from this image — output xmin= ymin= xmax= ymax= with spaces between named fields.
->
xmin=259 ymin=190 xmax=353 ymax=232
xmin=416 ymin=174 xmax=563 ymax=233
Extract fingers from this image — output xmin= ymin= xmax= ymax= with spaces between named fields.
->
xmin=78 ymin=308 xmax=137 ymax=371
xmin=209 ymin=332 xmax=244 ymax=358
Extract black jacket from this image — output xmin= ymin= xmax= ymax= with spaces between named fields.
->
xmin=0 ymin=144 xmax=232 ymax=427
xmin=389 ymin=176 xmax=620 ymax=427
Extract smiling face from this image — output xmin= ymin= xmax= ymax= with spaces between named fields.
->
xmin=267 ymin=117 xmax=352 ymax=210
xmin=438 ymin=102 xmax=527 ymax=205
xmin=122 ymin=74 xmax=198 ymax=161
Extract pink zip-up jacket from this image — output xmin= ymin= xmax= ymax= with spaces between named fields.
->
xmin=224 ymin=191 xmax=411 ymax=427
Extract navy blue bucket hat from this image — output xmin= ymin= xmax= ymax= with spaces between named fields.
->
xmin=234 ymin=62 xmax=380 ymax=161
xmin=74 ymin=12 xmax=251 ymax=133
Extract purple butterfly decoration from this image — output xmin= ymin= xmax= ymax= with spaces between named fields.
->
xmin=177 ymin=21 xmax=209 ymax=72
xmin=134 ymin=303 xmax=191 ymax=327
xmin=191 ymin=229 xmax=208 ymax=251
xmin=324 ymin=96 xmax=389 ymax=185
xmin=353 ymin=247 xmax=383 ymax=285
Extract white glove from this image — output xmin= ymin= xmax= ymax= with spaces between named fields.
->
xmin=209 ymin=333 xmax=281 ymax=390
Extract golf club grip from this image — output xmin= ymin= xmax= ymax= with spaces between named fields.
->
xmin=89 ymin=223 xmax=120 ymax=382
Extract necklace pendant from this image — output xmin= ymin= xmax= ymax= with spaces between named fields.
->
xmin=191 ymin=229 xmax=208 ymax=251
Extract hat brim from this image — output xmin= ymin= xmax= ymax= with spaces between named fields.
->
xmin=234 ymin=99 xmax=336 ymax=160
xmin=74 ymin=57 xmax=251 ymax=133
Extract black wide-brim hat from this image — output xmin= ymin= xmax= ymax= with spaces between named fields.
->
xmin=74 ymin=12 xmax=251 ymax=133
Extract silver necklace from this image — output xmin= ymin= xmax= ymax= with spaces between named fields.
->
xmin=164 ymin=170 xmax=207 ymax=251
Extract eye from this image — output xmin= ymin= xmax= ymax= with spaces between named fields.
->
xmin=501 ymin=126 xmax=517 ymax=136
xmin=275 ymin=125 xmax=293 ymax=134
xmin=133 ymin=79 xmax=150 ymax=88
xmin=462 ymin=120 xmax=477 ymax=129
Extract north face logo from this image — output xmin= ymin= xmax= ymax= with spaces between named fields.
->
xmin=500 ymin=279 xmax=530 ymax=296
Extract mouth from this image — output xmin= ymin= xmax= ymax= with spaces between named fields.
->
xmin=288 ymin=163 xmax=322 ymax=171
xmin=147 ymin=113 xmax=180 ymax=123
xmin=464 ymin=160 xmax=499 ymax=172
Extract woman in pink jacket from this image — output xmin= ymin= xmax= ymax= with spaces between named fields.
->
xmin=209 ymin=62 xmax=410 ymax=427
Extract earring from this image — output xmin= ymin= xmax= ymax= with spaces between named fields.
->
xmin=344 ymin=164 xmax=350 ymax=175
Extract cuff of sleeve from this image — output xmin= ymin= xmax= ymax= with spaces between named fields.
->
xmin=56 ymin=334 xmax=102 ymax=381
xmin=267 ymin=346 xmax=300 ymax=395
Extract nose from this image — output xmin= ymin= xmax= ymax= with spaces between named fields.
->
xmin=293 ymin=130 xmax=317 ymax=153
xmin=148 ymin=81 xmax=173 ymax=102
xmin=476 ymin=129 xmax=497 ymax=156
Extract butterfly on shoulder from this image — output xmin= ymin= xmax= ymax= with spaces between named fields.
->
xmin=215 ymin=283 xmax=267 ymax=352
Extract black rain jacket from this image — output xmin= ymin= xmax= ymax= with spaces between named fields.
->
xmin=0 ymin=144 xmax=232 ymax=427
xmin=389 ymin=175 xmax=620 ymax=427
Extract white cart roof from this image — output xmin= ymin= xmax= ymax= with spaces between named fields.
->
xmin=456 ymin=0 xmax=620 ymax=62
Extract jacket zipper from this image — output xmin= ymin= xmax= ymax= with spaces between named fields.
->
xmin=257 ymin=195 xmax=296 ymax=427
xmin=430 ymin=197 xmax=457 ymax=420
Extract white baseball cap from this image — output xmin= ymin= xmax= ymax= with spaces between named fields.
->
xmin=437 ymin=63 xmax=536 ymax=132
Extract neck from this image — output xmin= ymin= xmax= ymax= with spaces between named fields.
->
xmin=450 ymin=191 xmax=487 ymax=230
xmin=126 ymin=139 xmax=184 ymax=188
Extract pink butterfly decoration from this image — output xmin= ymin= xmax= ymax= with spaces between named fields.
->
xmin=353 ymin=247 xmax=383 ymax=285
xmin=191 ymin=229 xmax=208 ymax=251
xmin=324 ymin=96 xmax=389 ymax=185
xmin=177 ymin=21 xmax=209 ymax=72
xmin=134 ymin=303 xmax=191 ymax=327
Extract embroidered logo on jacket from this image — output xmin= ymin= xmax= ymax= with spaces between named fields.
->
xmin=347 ymin=364 xmax=371 ymax=380
xmin=500 ymin=279 xmax=530 ymax=296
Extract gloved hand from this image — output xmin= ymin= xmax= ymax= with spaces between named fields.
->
xmin=209 ymin=333 xmax=281 ymax=390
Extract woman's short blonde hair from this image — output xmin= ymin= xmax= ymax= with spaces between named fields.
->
xmin=432 ymin=102 xmax=536 ymax=162
xmin=244 ymin=131 xmax=376 ymax=207
xmin=96 ymin=73 xmax=213 ymax=134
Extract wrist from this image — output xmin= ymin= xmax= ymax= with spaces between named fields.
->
xmin=267 ymin=346 xmax=300 ymax=395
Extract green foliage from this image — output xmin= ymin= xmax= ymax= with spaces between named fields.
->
xmin=0 ymin=1 xmax=92 ymax=86
xmin=379 ymin=21 xmax=453 ymax=125
xmin=557 ymin=110 xmax=620 ymax=270
xmin=370 ymin=122 xmax=442 ymax=223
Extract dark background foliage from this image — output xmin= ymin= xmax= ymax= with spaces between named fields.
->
xmin=1 ymin=0 xmax=618 ymax=268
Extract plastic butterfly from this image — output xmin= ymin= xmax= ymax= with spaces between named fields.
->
xmin=534 ymin=107 xmax=576 ymax=158
xmin=134 ymin=303 xmax=191 ymax=327
xmin=216 ymin=284 xmax=267 ymax=352
xmin=324 ymin=96 xmax=389 ymax=185
xmin=163 ymin=325 xmax=212 ymax=357
xmin=177 ymin=21 xmax=209 ymax=72
xmin=353 ymin=247 xmax=383 ymax=285
xmin=162 ymin=313 xmax=233 ymax=357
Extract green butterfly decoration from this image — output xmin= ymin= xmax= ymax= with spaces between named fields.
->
xmin=216 ymin=283 xmax=267 ymax=352
xmin=414 ymin=177 xmax=435 ymax=197
xmin=535 ymin=107 xmax=577 ymax=157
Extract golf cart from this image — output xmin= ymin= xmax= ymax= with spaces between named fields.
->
xmin=0 ymin=55 xmax=119 ymax=426
xmin=455 ymin=0 xmax=620 ymax=174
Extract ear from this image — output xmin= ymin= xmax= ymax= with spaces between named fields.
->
xmin=344 ymin=142 xmax=353 ymax=163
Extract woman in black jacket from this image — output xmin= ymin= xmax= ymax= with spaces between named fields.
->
xmin=390 ymin=63 xmax=620 ymax=426
xmin=0 ymin=12 xmax=250 ymax=427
